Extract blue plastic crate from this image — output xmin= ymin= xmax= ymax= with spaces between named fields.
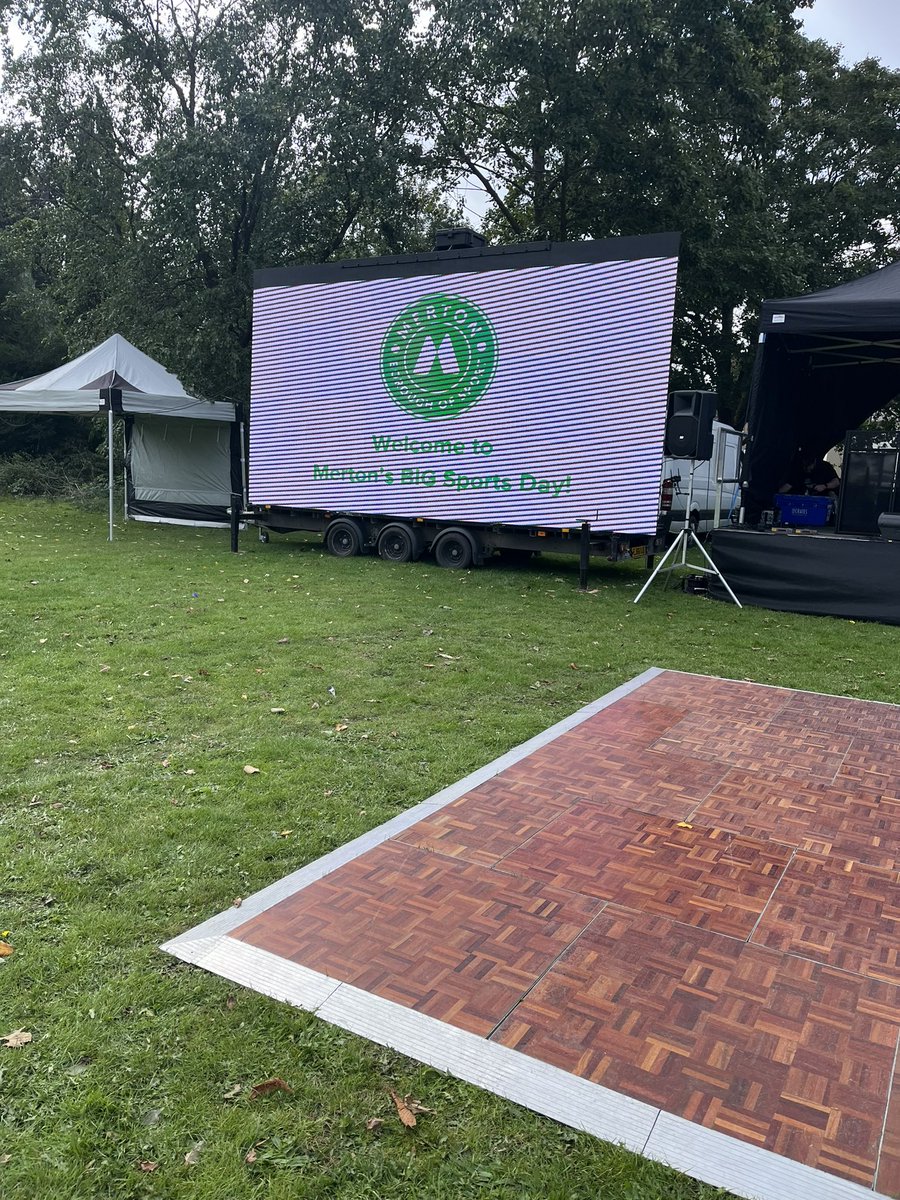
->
xmin=774 ymin=494 xmax=833 ymax=526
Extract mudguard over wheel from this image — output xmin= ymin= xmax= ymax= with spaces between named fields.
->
xmin=325 ymin=517 xmax=366 ymax=557
xmin=433 ymin=528 xmax=476 ymax=569
xmin=377 ymin=523 xmax=423 ymax=563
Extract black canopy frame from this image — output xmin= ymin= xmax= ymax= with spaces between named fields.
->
xmin=745 ymin=260 xmax=900 ymax=519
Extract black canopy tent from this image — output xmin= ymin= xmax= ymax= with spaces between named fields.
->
xmin=745 ymin=259 xmax=900 ymax=520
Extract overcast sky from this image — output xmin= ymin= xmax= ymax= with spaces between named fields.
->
xmin=798 ymin=0 xmax=900 ymax=67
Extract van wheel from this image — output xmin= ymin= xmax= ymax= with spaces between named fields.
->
xmin=377 ymin=523 xmax=422 ymax=563
xmin=434 ymin=529 xmax=475 ymax=569
xmin=325 ymin=518 xmax=365 ymax=558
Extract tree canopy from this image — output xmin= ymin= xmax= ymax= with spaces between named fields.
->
xmin=1 ymin=0 xmax=898 ymax=425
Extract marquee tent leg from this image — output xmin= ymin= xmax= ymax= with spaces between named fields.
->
xmin=108 ymin=406 xmax=115 ymax=542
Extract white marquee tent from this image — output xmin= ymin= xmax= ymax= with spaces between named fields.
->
xmin=0 ymin=335 xmax=243 ymax=538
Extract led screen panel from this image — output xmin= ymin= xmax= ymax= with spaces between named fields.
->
xmin=250 ymin=242 xmax=678 ymax=533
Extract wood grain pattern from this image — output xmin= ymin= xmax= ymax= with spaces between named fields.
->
xmin=497 ymin=803 xmax=792 ymax=938
xmin=228 ymin=671 xmax=900 ymax=1191
xmin=492 ymin=904 xmax=900 ymax=1186
xmin=232 ymin=840 xmax=602 ymax=1036
xmin=397 ymin=776 xmax=575 ymax=867
xmin=876 ymin=1050 xmax=900 ymax=1198
xmin=751 ymin=852 xmax=900 ymax=982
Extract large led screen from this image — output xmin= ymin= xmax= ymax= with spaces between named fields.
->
xmin=250 ymin=243 xmax=678 ymax=533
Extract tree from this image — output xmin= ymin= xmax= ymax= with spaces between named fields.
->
xmin=0 ymin=0 xmax=456 ymax=399
xmin=420 ymin=0 xmax=900 ymax=425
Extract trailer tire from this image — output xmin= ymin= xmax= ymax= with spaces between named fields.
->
xmin=433 ymin=528 xmax=476 ymax=569
xmin=377 ymin=523 xmax=422 ymax=563
xmin=325 ymin=517 xmax=366 ymax=558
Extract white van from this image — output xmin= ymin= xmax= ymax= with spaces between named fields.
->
xmin=660 ymin=420 xmax=742 ymax=535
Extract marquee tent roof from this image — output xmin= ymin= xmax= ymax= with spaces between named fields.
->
xmin=745 ymin=259 xmax=900 ymax=516
xmin=0 ymin=334 xmax=236 ymax=421
xmin=0 ymin=334 xmax=242 ymax=536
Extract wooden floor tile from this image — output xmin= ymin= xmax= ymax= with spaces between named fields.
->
xmin=231 ymin=840 xmax=602 ymax=1036
xmin=751 ymin=852 xmax=900 ymax=982
xmin=826 ymin=793 xmax=900 ymax=870
xmin=397 ymin=776 xmax=575 ymax=867
xmin=500 ymin=740 xmax=728 ymax=818
xmin=651 ymin=713 xmax=853 ymax=782
xmin=876 ymin=1053 xmax=900 ymax=1198
xmin=838 ymin=744 xmax=900 ymax=792
xmin=565 ymin=695 xmax=688 ymax=744
xmin=638 ymin=672 xmax=795 ymax=721
xmin=210 ymin=671 xmax=900 ymax=1192
xmin=493 ymin=905 xmax=900 ymax=1185
xmin=497 ymin=803 xmax=791 ymax=938
xmin=769 ymin=691 xmax=900 ymax=740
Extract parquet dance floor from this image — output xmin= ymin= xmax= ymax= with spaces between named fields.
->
xmin=165 ymin=670 xmax=900 ymax=1200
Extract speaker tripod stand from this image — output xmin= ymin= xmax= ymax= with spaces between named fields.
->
xmin=633 ymin=465 xmax=742 ymax=607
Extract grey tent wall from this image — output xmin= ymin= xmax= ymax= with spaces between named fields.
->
xmin=124 ymin=413 xmax=242 ymax=525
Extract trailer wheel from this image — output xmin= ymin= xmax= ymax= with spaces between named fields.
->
xmin=433 ymin=529 xmax=475 ymax=569
xmin=377 ymin=523 xmax=422 ymax=563
xmin=325 ymin=518 xmax=365 ymax=558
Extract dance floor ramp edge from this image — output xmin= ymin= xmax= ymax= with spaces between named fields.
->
xmin=163 ymin=668 xmax=900 ymax=1200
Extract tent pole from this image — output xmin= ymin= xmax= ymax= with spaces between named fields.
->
xmin=108 ymin=406 xmax=115 ymax=542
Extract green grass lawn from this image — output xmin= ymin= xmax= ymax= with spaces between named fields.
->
xmin=1 ymin=500 xmax=897 ymax=1199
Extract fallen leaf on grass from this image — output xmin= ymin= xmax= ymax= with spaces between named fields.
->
xmin=249 ymin=1077 xmax=292 ymax=1101
xmin=225 ymin=995 xmax=236 ymax=1011
xmin=334 ymin=723 xmax=348 ymax=732
xmin=270 ymin=707 xmax=285 ymax=715
xmin=365 ymin=1117 xmax=384 ymax=1132
xmin=222 ymin=1083 xmax=243 ymax=1100
xmin=278 ymin=830 xmax=293 ymax=838
xmin=389 ymin=1089 xmax=417 ymax=1128
xmin=243 ymin=765 xmax=260 ymax=775
xmin=245 ymin=1148 xmax=258 ymax=1164
xmin=437 ymin=653 xmax=459 ymax=661
xmin=404 ymin=1097 xmax=434 ymax=1117
xmin=138 ymin=1161 xmax=158 ymax=1173
xmin=1 ymin=1030 xmax=32 ymax=1048
xmin=276 ymin=637 xmax=290 ymax=644
xmin=184 ymin=1140 xmax=205 ymax=1165
xmin=0 ymin=944 xmax=13 ymax=958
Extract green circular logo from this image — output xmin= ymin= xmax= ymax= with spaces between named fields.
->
xmin=380 ymin=293 xmax=498 ymax=420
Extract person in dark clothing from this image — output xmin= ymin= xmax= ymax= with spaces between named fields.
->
xmin=779 ymin=452 xmax=840 ymax=497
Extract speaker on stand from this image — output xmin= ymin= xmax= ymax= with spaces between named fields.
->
xmin=635 ymin=390 xmax=741 ymax=607
xmin=664 ymin=391 xmax=716 ymax=461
